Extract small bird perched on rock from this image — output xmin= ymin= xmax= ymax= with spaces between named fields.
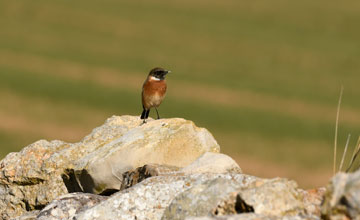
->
xmin=141 ymin=67 xmax=170 ymax=123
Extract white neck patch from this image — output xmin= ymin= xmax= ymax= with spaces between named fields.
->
xmin=150 ymin=76 xmax=161 ymax=81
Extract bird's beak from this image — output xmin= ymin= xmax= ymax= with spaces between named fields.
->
xmin=165 ymin=70 xmax=171 ymax=74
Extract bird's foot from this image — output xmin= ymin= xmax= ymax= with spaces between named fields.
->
xmin=140 ymin=119 xmax=147 ymax=125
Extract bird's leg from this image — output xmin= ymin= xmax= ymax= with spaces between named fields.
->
xmin=146 ymin=109 xmax=150 ymax=119
xmin=140 ymin=108 xmax=149 ymax=125
xmin=155 ymin=108 xmax=160 ymax=119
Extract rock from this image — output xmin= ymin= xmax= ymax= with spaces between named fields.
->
xmin=0 ymin=114 xmax=329 ymax=220
xmin=238 ymin=178 xmax=305 ymax=216
xmin=120 ymin=164 xmax=180 ymax=190
xmin=72 ymin=116 xmax=220 ymax=194
xmin=162 ymin=177 xmax=247 ymax=220
xmin=0 ymin=115 xmax=219 ymax=219
xmin=300 ymin=187 xmax=326 ymax=217
xmin=186 ymin=213 xmax=320 ymax=220
xmin=74 ymin=173 xmax=259 ymax=220
xmin=321 ymin=169 xmax=360 ymax=220
xmin=74 ymin=172 xmax=313 ymax=220
xmin=0 ymin=140 xmax=70 ymax=220
xmin=13 ymin=210 xmax=40 ymax=220
xmin=181 ymin=152 xmax=242 ymax=174
xmin=163 ymin=177 xmax=308 ymax=219
xmin=37 ymin=193 xmax=107 ymax=220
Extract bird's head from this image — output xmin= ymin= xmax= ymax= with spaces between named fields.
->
xmin=149 ymin=67 xmax=170 ymax=80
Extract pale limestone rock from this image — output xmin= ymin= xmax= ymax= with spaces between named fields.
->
xmin=163 ymin=177 xmax=308 ymax=220
xmin=0 ymin=115 xmax=219 ymax=219
xmin=0 ymin=115 xmax=329 ymax=220
xmin=321 ymin=169 xmax=360 ymax=220
xmin=75 ymin=174 xmax=259 ymax=220
xmin=181 ymin=152 xmax=242 ymax=174
xmin=37 ymin=193 xmax=107 ymax=220
xmin=186 ymin=213 xmax=320 ymax=220
xmin=0 ymin=140 xmax=70 ymax=219
xmin=13 ymin=210 xmax=39 ymax=220
xmin=73 ymin=116 xmax=220 ymax=194
xmin=120 ymin=164 xmax=180 ymax=190
xmin=238 ymin=178 xmax=305 ymax=216
xmin=162 ymin=177 xmax=246 ymax=220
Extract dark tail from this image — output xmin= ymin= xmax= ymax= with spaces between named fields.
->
xmin=141 ymin=108 xmax=150 ymax=119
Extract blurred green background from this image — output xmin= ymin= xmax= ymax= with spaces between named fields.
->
xmin=1 ymin=0 xmax=360 ymax=188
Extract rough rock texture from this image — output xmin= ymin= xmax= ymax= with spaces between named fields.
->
xmin=75 ymin=174 xmax=258 ymax=220
xmin=181 ymin=152 xmax=242 ymax=174
xmin=321 ymin=169 xmax=360 ymax=220
xmin=37 ymin=193 xmax=107 ymax=220
xmin=2 ymin=114 xmax=355 ymax=220
xmin=73 ymin=116 xmax=220 ymax=194
xmin=186 ymin=213 xmax=320 ymax=220
xmin=300 ymin=188 xmax=326 ymax=217
xmin=162 ymin=177 xmax=246 ymax=219
xmin=13 ymin=210 xmax=39 ymax=220
xmin=0 ymin=116 xmax=219 ymax=219
xmin=238 ymin=178 xmax=305 ymax=216
xmin=74 ymin=172 xmax=320 ymax=220
xmin=163 ymin=177 xmax=315 ymax=220
xmin=0 ymin=140 xmax=70 ymax=219
xmin=121 ymin=164 xmax=180 ymax=190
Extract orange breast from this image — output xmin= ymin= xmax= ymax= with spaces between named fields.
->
xmin=142 ymin=78 xmax=167 ymax=109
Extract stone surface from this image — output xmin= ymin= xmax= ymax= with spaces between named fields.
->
xmin=120 ymin=164 xmax=180 ymax=190
xmin=181 ymin=152 xmax=242 ymax=174
xmin=74 ymin=173 xmax=259 ymax=220
xmin=186 ymin=213 xmax=320 ymax=220
xmin=162 ymin=178 xmax=244 ymax=220
xmin=238 ymin=178 xmax=305 ymax=216
xmin=0 ymin=115 xmax=219 ymax=219
xmin=72 ymin=116 xmax=220 ymax=194
xmin=0 ymin=114 xmax=339 ymax=220
xmin=0 ymin=140 xmax=70 ymax=220
xmin=37 ymin=193 xmax=107 ymax=220
xmin=321 ymin=169 xmax=360 ymax=220
xmin=163 ymin=177 xmax=308 ymax=220
xmin=300 ymin=187 xmax=326 ymax=217
xmin=13 ymin=210 xmax=39 ymax=220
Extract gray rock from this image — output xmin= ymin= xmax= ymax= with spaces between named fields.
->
xmin=72 ymin=116 xmax=220 ymax=194
xmin=186 ymin=213 xmax=320 ymax=220
xmin=0 ymin=140 xmax=70 ymax=220
xmin=299 ymin=187 xmax=325 ymax=217
xmin=238 ymin=178 xmax=305 ymax=216
xmin=162 ymin=178 xmax=246 ymax=220
xmin=321 ymin=169 xmax=360 ymax=220
xmin=181 ymin=152 xmax=242 ymax=174
xmin=13 ymin=211 xmax=40 ymax=220
xmin=0 ymin=115 xmax=219 ymax=219
xmin=37 ymin=193 xmax=107 ymax=220
xmin=121 ymin=164 xmax=180 ymax=190
xmin=74 ymin=173 xmax=259 ymax=220
xmin=163 ymin=177 xmax=308 ymax=220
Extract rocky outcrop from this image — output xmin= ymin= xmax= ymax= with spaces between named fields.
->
xmin=75 ymin=173 xmax=249 ymax=220
xmin=1 ymin=115 xmax=358 ymax=220
xmin=0 ymin=116 xmax=219 ymax=219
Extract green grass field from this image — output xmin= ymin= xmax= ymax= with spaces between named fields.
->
xmin=1 ymin=0 xmax=360 ymax=188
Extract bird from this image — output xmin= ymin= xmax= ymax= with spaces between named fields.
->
xmin=140 ymin=67 xmax=170 ymax=123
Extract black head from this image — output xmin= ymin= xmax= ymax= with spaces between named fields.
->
xmin=149 ymin=67 xmax=170 ymax=80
